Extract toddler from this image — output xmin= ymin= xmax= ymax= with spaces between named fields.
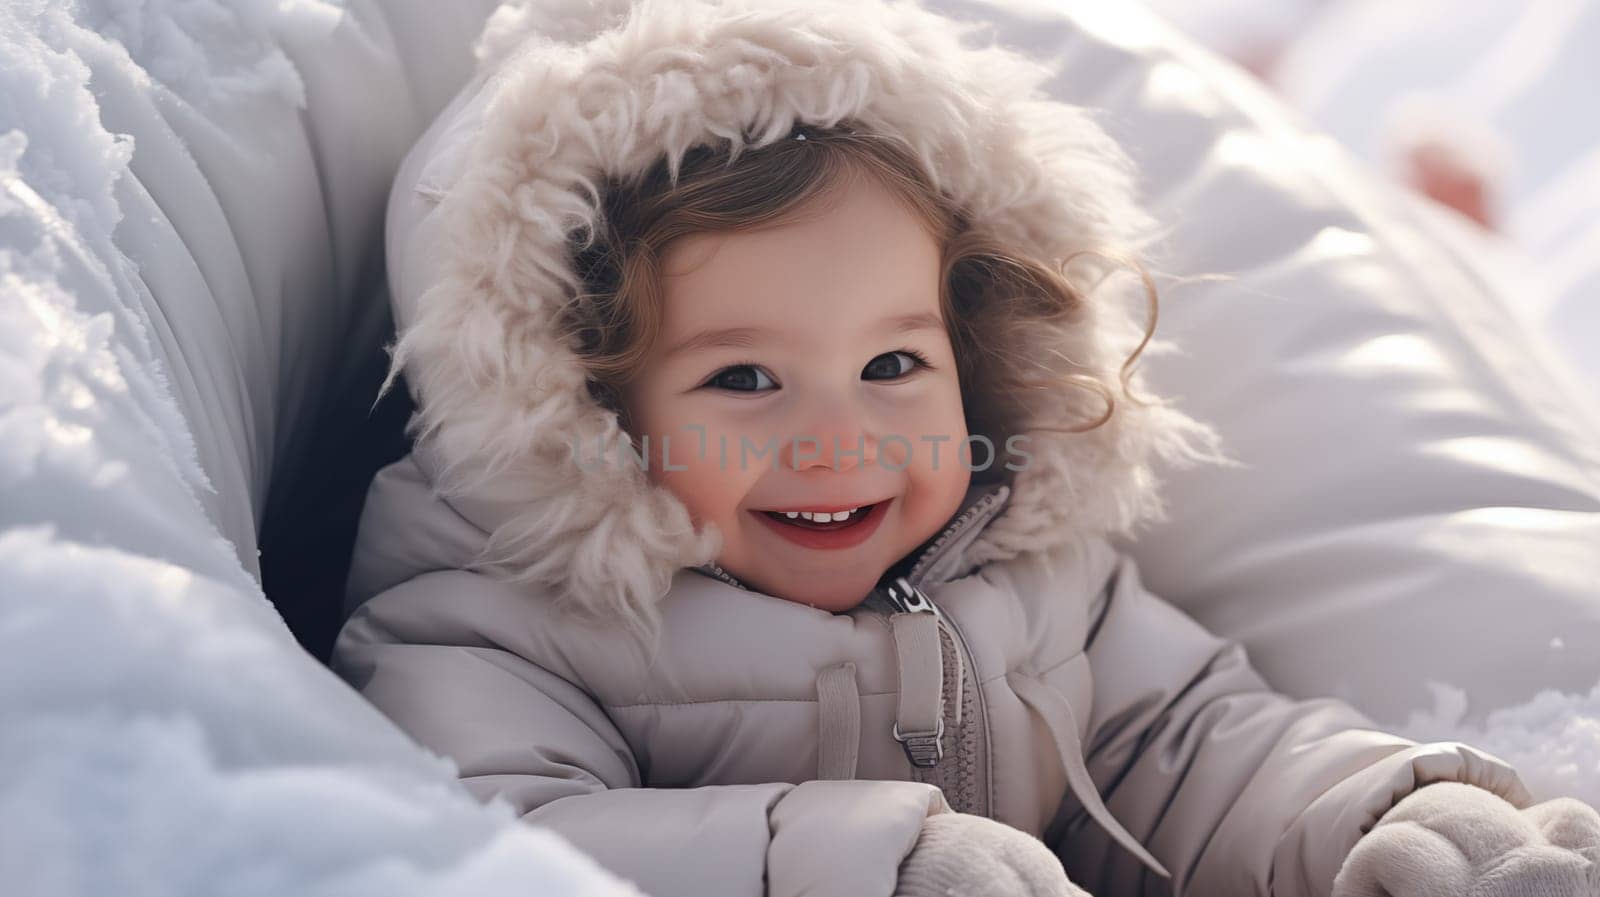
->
xmin=331 ymin=1 xmax=1600 ymax=895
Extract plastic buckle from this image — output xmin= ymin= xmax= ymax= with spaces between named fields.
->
xmin=892 ymin=718 xmax=946 ymax=768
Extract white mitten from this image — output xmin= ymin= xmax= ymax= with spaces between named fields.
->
xmin=893 ymin=812 xmax=1092 ymax=897
xmin=1333 ymin=782 xmax=1600 ymax=897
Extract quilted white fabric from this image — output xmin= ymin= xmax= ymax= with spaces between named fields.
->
xmin=1059 ymin=0 xmax=1600 ymax=725
xmin=1273 ymin=0 xmax=1600 ymax=419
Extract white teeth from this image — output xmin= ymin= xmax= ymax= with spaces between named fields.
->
xmin=771 ymin=505 xmax=870 ymax=523
xmin=791 ymin=507 xmax=864 ymax=523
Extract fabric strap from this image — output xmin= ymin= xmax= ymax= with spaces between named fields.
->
xmin=1007 ymin=672 xmax=1173 ymax=883
xmin=891 ymin=613 xmax=945 ymax=741
xmin=815 ymin=662 xmax=862 ymax=780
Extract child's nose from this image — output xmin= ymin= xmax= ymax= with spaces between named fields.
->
xmin=778 ymin=405 xmax=879 ymax=473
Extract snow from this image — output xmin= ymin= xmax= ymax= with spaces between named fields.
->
xmin=0 ymin=525 xmax=641 ymax=897
xmin=0 ymin=1 xmax=642 ymax=894
xmin=64 ymin=0 xmax=325 ymax=111
xmin=1398 ymin=680 xmax=1600 ymax=808
xmin=0 ymin=6 xmax=233 ymax=585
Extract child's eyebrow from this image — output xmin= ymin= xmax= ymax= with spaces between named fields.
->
xmin=663 ymin=326 xmax=767 ymax=359
xmin=885 ymin=311 xmax=945 ymax=335
xmin=664 ymin=311 xmax=944 ymax=359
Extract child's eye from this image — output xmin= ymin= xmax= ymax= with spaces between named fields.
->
xmin=704 ymin=363 xmax=777 ymax=392
xmin=863 ymin=349 xmax=933 ymax=381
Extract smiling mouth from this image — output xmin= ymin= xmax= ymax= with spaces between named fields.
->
xmin=759 ymin=501 xmax=881 ymax=530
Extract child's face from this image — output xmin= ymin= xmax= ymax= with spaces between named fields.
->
xmin=620 ymin=173 xmax=972 ymax=612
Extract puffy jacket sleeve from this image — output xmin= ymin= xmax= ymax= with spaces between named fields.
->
xmin=329 ymin=573 xmax=951 ymax=897
xmin=1054 ymin=544 xmax=1533 ymax=897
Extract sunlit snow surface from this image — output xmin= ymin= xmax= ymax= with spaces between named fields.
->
xmin=0 ymin=2 xmax=640 ymax=894
xmin=0 ymin=528 xmax=641 ymax=897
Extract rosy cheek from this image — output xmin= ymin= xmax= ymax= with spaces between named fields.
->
xmin=671 ymin=464 xmax=738 ymax=524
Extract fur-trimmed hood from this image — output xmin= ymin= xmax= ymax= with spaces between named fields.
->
xmin=376 ymin=0 xmax=1228 ymax=633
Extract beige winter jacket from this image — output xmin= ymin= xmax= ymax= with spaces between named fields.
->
xmin=330 ymin=1 xmax=1536 ymax=895
xmin=331 ymin=436 xmax=1532 ymax=897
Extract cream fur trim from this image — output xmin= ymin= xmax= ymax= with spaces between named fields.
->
xmin=381 ymin=0 xmax=1232 ymax=635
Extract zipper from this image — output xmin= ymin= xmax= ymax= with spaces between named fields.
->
xmin=940 ymin=596 xmax=990 ymax=819
xmin=690 ymin=484 xmax=1010 ymax=817
xmin=901 ymin=485 xmax=1008 ymax=587
xmin=697 ymin=559 xmax=748 ymax=591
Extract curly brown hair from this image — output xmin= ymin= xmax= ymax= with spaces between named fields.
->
xmin=555 ymin=120 xmax=1161 ymax=484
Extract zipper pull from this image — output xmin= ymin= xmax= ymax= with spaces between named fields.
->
xmin=884 ymin=576 xmax=941 ymax=618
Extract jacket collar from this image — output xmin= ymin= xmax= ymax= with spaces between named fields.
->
xmin=691 ymin=480 xmax=1012 ymax=598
